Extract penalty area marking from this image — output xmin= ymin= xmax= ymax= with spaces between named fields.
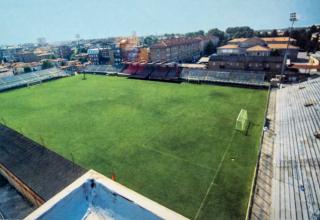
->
xmin=194 ymin=91 xmax=254 ymax=220
xmin=193 ymin=130 xmax=237 ymax=220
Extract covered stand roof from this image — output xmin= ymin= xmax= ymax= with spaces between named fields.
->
xmin=0 ymin=124 xmax=86 ymax=201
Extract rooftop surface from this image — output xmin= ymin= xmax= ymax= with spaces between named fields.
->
xmin=26 ymin=170 xmax=188 ymax=220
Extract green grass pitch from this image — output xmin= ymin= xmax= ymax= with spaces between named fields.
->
xmin=0 ymin=75 xmax=268 ymax=219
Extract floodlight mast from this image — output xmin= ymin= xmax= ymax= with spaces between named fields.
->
xmin=280 ymin=12 xmax=297 ymax=83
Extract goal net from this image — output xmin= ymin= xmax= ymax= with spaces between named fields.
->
xmin=235 ymin=109 xmax=248 ymax=131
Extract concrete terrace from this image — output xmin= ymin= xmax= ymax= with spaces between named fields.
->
xmin=271 ymin=78 xmax=320 ymax=220
xmin=251 ymin=77 xmax=320 ymax=220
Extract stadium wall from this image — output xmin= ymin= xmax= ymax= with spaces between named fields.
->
xmin=245 ymin=85 xmax=271 ymax=220
xmin=0 ymin=163 xmax=45 ymax=207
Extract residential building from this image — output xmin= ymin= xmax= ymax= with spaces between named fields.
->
xmin=208 ymin=55 xmax=283 ymax=73
xmin=149 ymin=37 xmax=202 ymax=63
xmin=196 ymin=35 xmax=220 ymax=53
xmin=99 ymin=47 xmax=114 ymax=65
xmin=87 ymin=48 xmax=100 ymax=64
xmin=57 ymin=45 xmax=72 ymax=59
xmin=15 ymin=52 xmax=40 ymax=63
xmin=112 ymin=44 xmax=122 ymax=66
xmin=210 ymin=37 xmax=300 ymax=76
xmin=118 ymin=36 xmax=140 ymax=62
xmin=0 ymin=46 xmax=23 ymax=62
xmin=37 ymin=52 xmax=55 ymax=60
xmin=87 ymin=48 xmax=115 ymax=65
xmin=218 ymin=37 xmax=299 ymax=59
xmin=138 ymin=47 xmax=149 ymax=62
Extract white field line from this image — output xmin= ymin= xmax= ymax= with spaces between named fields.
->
xmin=193 ymin=130 xmax=237 ymax=220
xmin=194 ymin=91 xmax=254 ymax=220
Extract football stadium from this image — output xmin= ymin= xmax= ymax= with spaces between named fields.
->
xmin=0 ymin=68 xmax=268 ymax=219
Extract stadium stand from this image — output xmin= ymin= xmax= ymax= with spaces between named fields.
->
xmin=129 ymin=63 xmax=153 ymax=79
xmin=122 ymin=63 xmax=139 ymax=75
xmin=180 ymin=68 xmax=267 ymax=86
xmin=165 ymin=64 xmax=182 ymax=82
xmin=0 ymin=124 xmax=86 ymax=204
xmin=149 ymin=64 xmax=169 ymax=80
xmin=271 ymin=78 xmax=320 ymax=220
xmin=0 ymin=68 xmax=67 ymax=92
xmin=81 ymin=65 xmax=121 ymax=75
xmin=126 ymin=62 xmax=182 ymax=82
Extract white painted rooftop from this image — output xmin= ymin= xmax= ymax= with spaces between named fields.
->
xmin=25 ymin=170 xmax=188 ymax=220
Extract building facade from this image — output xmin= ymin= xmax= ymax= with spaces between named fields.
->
xmin=217 ymin=37 xmax=299 ymax=60
xmin=87 ymin=48 xmax=115 ymax=65
xmin=210 ymin=37 xmax=300 ymax=75
xmin=209 ymin=55 xmax=283 ymax=72
xmin=15 ymin=52 xmax=40 ymax=63
xmin=149 ymin=37 xmax=201 ymax=63
xmin=57 ymin=46 xmax=72 ymax=60
xmin=0 ymin=47 xmax=23 ymax=62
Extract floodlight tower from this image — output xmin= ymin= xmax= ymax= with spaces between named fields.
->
xmin=280 ymin=12 xmax=298 ymax=82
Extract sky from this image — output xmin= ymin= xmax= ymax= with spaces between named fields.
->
xmin=0 ymin=0 xmax=319 ymax=45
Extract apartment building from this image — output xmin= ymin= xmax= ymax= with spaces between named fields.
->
xmin=149 ymin=37 xmax=202 ymax=63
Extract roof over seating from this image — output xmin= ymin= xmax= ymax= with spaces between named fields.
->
xmin=0 ymin=68 xmax=67 ymax=92
xmin=0 ymin=124 xmax=86 ymax=201
xmin=81 ymin=65 xmax=121 ymax=74
xmin=180 ymin=68 xmax=267 ymax=86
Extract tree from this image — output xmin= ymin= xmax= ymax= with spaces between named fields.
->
xmin=270 ymin=50 xmax=280 ymax=56
xmin=309 ymin=25 xmax=317 ymax=34
xmin=79 ymin=47 xmax=87 ymax=53
xmin=164 ymin=33 xmax=176 ymax=39
xmin=207 ymin=28 xmax=225 ymax=40
xmin=143 ymin=36 xmax=159 ymax=47
xmin=207 ymin=28 xmax=226 ymax=45
xmin=204 ymin=41 xmax=215 ymax=55
xmin=271 ymin=29 xmax=278 ymax=37
xmin=283 ymin=30 xmax=289 ymax=37
xmin=49 ymin=54 xmax=57 ymax=59
xmin=226 ymin=26 xmax=254 ymax=38
xmin=185 ymin=30 xmax=205 ymax=37
xmin=42 ymin=60 xmax=53 ymax=70
xmin=79 ymin=57 xmax=88 ymax=64
xmin=24 ymin=66 xmax=32 ymax=73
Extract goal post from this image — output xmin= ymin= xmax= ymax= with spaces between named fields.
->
xmin=235 ymin=109 xmax=248 ymax=131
